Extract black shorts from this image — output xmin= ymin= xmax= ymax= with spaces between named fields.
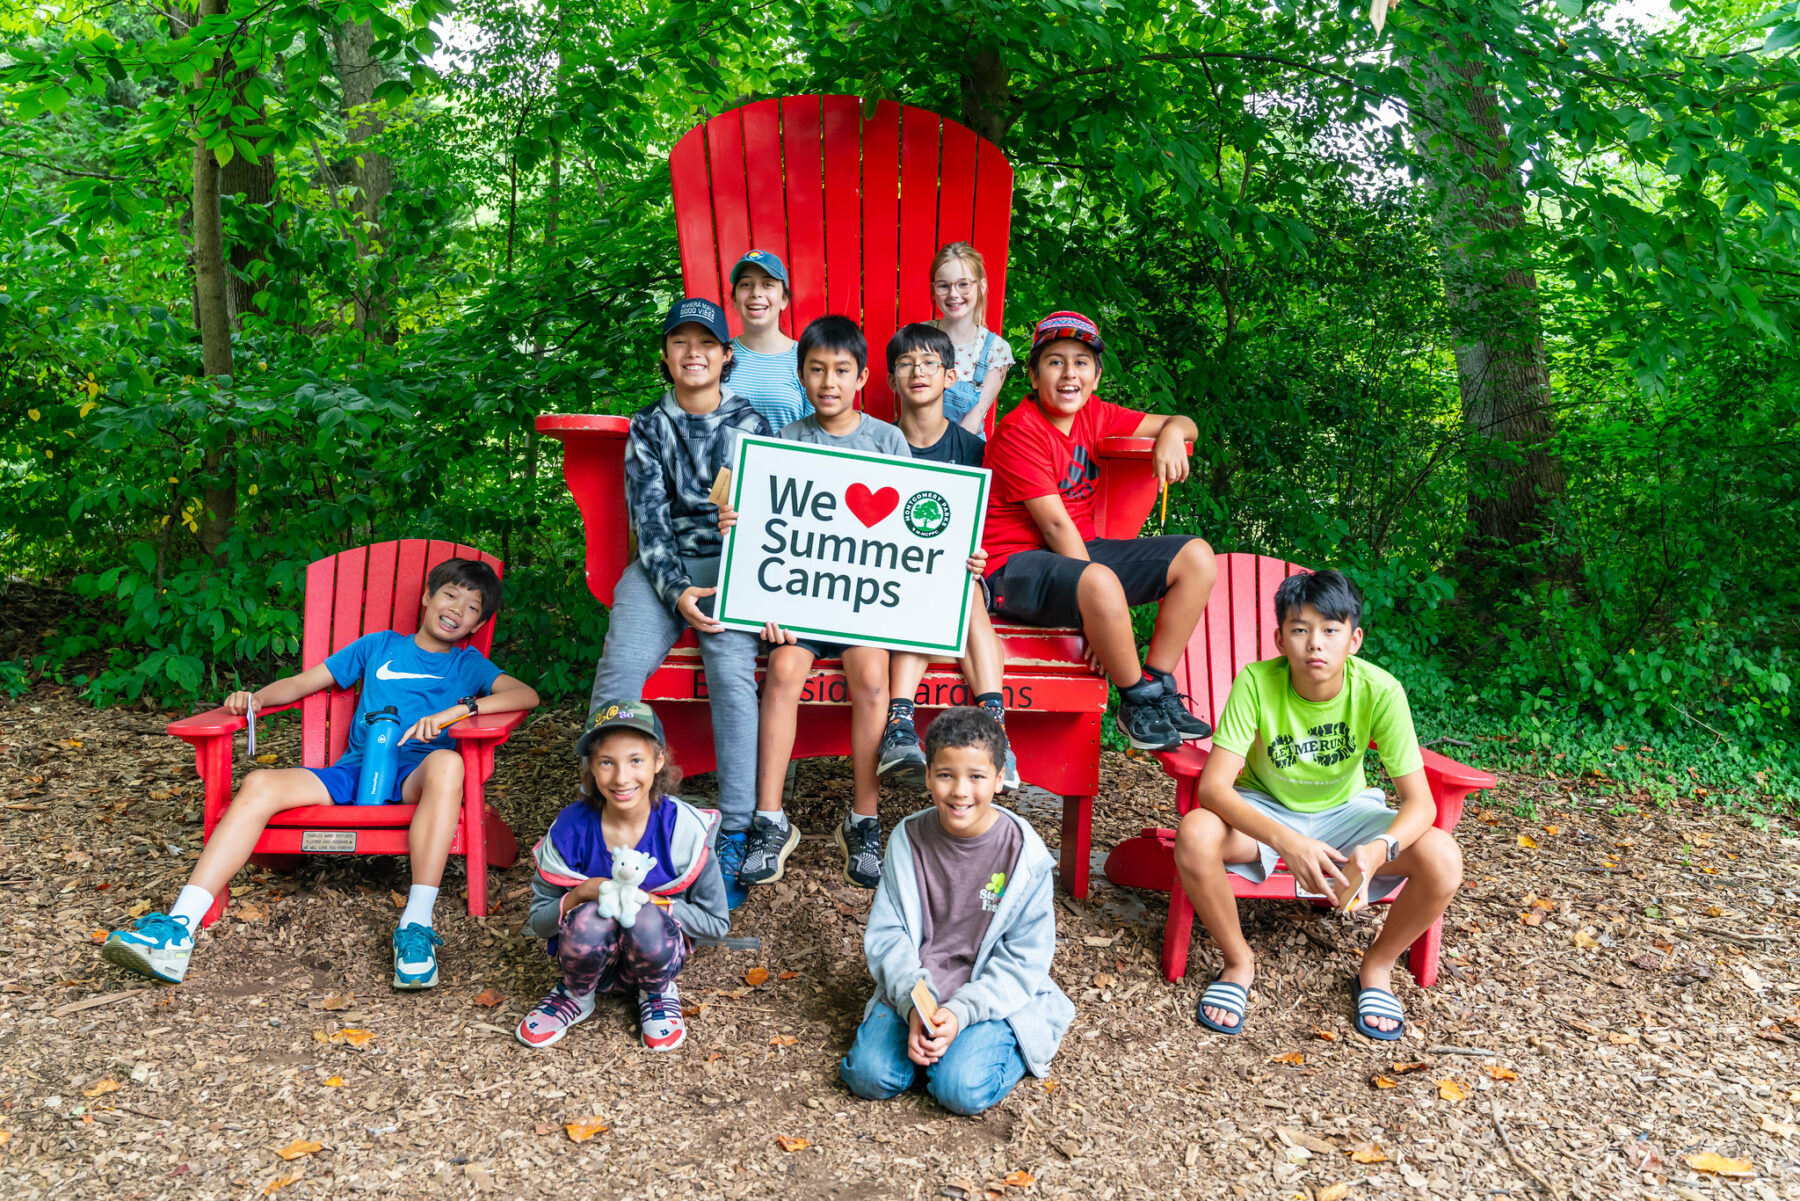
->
xmin=986 ymin=536 xmax=1197 ymax=629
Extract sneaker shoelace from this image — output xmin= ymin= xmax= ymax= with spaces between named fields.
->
xmin=717 ymin=833 xmax=746 ymax=878
xmin=394 ymin=925 xmax=443 ymax=963
xmin=132 ymin=912 xmax=191 ymax=944
xmin=535 ymin=988 xmax=584 ymax=1026
xmin=847 ymin=821 xmax=881 ymax=876
xmin=640 ymin=990 xmax=679 ymax=1025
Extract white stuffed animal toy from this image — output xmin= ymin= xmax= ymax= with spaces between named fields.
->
xmin=594 ymin=846 xmax=656 ymax=928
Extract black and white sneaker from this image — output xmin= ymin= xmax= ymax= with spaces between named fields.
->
xmin=876 ymin=719 xmax=927 ymax=786
xmin=835 ymin=813 xmax=883 ymax=889
xmin=1116 ymin=679 xmax=1180 ymax=752
xmin=738 ymin=813 xmax=800 ymax=885
xmin=1149 ymin=668 xmax=1213 ymax=741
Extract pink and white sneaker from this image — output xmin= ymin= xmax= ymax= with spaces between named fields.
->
xmin=516 ymin=984 xmax=596 ymax=1048
xmin=638 ymin=985 xmax=686 ymax=1052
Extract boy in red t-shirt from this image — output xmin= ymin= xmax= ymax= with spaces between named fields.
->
xmin=982 ymin=311 xmax=1217 ymax=752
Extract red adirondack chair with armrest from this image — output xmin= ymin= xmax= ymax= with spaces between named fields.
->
xmin=1100 ymin=553 xmax=1497 ymax=986
xmin=165 ymin=540 xmax=525 ymax=927
xmin=537 ymin=95 xmax=1167 ymax=897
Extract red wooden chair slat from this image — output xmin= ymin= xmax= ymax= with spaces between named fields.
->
xmin=1100 ymin=552 xmax=1495 ymax=988
xmin=781 ymin=96 xmax=828 ymax=335
xmin=859 ymin=101 xmax=903 ymax=422
xmin=821 ymin=96 xmax=862 ymax=325
xmin=165 ymin=540 xmax=522 ymax=928
xmin=538 ymin=96 xmax=1170 ymax=903
xmin=935 ymin=121 xmax=978 ymax=252
xmin=706 ymin=110 xmax=754 ymax=339
xmin=670 ymin=126 xmax=720 ymax=304
xmin=970 ymin=140 xmax=1014 ymax=337
xmin=739 ymin=99 xmax=792 ymax=337
xmin=897 ymin=106 xmax=941 ymax=328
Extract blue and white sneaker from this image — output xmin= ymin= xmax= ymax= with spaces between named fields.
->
xmin=391 ymin=923 xmax=443 ymax=989
xmin=716 ymin=830 xmax=749 ymax=911
xmin=102 ymin=912 xmax=195 ymax=984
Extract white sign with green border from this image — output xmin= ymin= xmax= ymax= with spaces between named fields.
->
xmin=715 ymin=434 xmax=990 ymax=656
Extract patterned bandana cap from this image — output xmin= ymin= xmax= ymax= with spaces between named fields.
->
xmin=1030 ymin=310 xmax=1104 ymax=357
xmin=730 ymin=249 xmax=790 ymax=285
xmin=576 ymin=698 xmax=666 ymax=758
xmin=662 ymin=296 xmax=731 ymax=343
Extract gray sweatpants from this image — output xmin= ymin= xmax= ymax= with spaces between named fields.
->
xmin=589 ymin=558 xmax=758 ymax=833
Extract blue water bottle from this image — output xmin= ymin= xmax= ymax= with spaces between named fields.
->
xmin=354 ymin=706 xmax=404 ymax=806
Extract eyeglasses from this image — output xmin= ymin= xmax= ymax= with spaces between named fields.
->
xmin=894 ymin=357 xmax=944 ymax=375
xmin=932 ymin=278 xmax=978 ymax=295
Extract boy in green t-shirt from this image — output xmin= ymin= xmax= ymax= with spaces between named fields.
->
xmin=1172 ymin=569 xmax=1462 ymax=1041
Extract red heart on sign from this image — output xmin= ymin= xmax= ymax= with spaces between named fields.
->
xmin=844 ymin=484 xmax=900 ymax=528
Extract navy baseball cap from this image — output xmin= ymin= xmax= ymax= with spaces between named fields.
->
xmin=730 ymin=249 xmax=790 ymax=286
xmin=663 ymin=296 xmax=731 ymax=343
xmin=1030 ymin=310 xmax=1104 ymax=357
xmin=576 ymin=698 xmax=666 ymax=758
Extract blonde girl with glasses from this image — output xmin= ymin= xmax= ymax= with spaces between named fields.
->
xmin=928 ymin=242 xmax=1015 ymax=437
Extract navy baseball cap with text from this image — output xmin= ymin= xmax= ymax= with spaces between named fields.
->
xmin=730 ymin=249 xmax=790 ymax=286
xmin=662 ymin=296 xmax=731 ymax=343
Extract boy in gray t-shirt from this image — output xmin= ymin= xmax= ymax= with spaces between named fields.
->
xmin=841 ymin=707 xmax=1072 ymax=1116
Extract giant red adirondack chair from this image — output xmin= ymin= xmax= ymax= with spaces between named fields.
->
xmin=165 ymin=540 xmax=525 ymax=927
xmin=537 ymin=95 xmax=1170 ymax=897
xmin=1101 ymin=553 xmax=1497 ymax=987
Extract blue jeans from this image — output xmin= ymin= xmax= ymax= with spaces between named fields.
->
xmin=840 ymin=1003 xmax=1027 ymax=1116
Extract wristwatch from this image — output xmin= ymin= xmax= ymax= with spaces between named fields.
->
xmin=1376 ymin=834 xmax=1400 ymax=861
xmin=458 ymin=695 xmax=481 ymax=718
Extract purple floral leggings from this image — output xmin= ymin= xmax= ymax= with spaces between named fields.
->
xmin=558 ymin=900 xmax=686 ymax=996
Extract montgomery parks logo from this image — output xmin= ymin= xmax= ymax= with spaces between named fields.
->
xmin=903 ymin=490 xmax=950 ymax=538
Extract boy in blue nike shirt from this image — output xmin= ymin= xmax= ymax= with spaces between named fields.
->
xmin=102 ymin=558 xmax=540 ymax=989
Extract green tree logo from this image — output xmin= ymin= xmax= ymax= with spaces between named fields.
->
xmin=903 ymin=491 xmax=951 ymax=538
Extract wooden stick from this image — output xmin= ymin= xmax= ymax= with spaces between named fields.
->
xmin=1490 ymin=1100 xmax=1564 ymax=1198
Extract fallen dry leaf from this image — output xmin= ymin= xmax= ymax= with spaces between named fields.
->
xmin=1759 ymin=1115 xmax=1798 ymax=1138
xmin=775 ymin=1135 xmax=809 ymax=1152
xmin=255 ymin=753 xmax=279 ymax=764
xmin=263 ymin=1169 xmax=303 ymax=1195
xmin=1042 ymin=1080 xmax=1057 ymax=1093
xmin=1437 ymin=1078 xmax=1470 ymax=1101
xmin=0 ymin=1130 xmax=10 ymax=1147
xmin=320 ymin=993 xmax=352 ymax=1011
xmin=273 ymin=1139 xmax=323 ymax=1161
xmin=769 ymin=1034 xmax=798 ymax=1047
xmin=82 ymin=1079 xmax=121 ymax=1098
xmin=778 ymin=971 xmax=799 ymax=980
xmin=235 ymin=903 xmax=268 ymax=923
xmin=1572 ymin=929 xmax=1600 ymax=949
xmin=1607 ymin=1032 xmax=1638 ymax=1045
xmin=316 ymin=1029 xmax=375 ymax=1047
xmin=1003 ymin=1169 xmax=1035 ymax=1187
xmin=88 ymin=929 xmax=106 ymax=944
xmin=1520 ymin=911 xmax=1546 ymax=927
xmin=323 ymin=1077 xmax=343 ymax=1088
xmin=1270 ymin=1051 xmax=1305 ymax=1066
xmin=390 ymin=890 xmax=406 ymax=908
xmin=1684 ymin=1151 xmax=1754 ymax=1177
xmin=1316 ymin=1184 xmax=1348 ymax=1201
xmin=1391 ymin=1061 xmax=1431 ymax=1074
xmin=1313 ymin=1026 xmax=1338 ymax=1041
xmin=565 ymin=1118 xmax=608 ymax=1143
xmin=1484 ymin=1065 xmax=1519 ymax=1081
xmin=744 ymin=967 xmax=770 ymax=987
xmin=1346 ymin=1142 xmax=1387 ymax=1163
xmin=1092 ymin=973 xmax=1116 ymax=988
xmin=471 ymin=988 xmax=505 ymax=1008
xmin=1543 ymin=825 xmax=1559 ymax=836
xmin=1373 ymin=1075 xmax=1398 ymax=1089
xmin=126 ymin=899 xmax=152 ymax=918
xmin=1517 ymin=834 xmax=1538 ymax=849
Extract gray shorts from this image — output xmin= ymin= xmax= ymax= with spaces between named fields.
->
xmin=1226 ymin=787 xmax=1403 ymax=900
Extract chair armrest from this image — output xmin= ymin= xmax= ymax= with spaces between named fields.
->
xmin=1152 ymin=742 xmax=1212 ymax=780
xmin=1092 ymin=437 xmax=1195 ymax=539
xmin=1419 ymin=747 xmax=1497 ymax=791
xmin=536 ymin=414 xmax=632 ymax=608
xmin=166 ymin=700 xmax=301 ymax=740
xmin=447 ymin=711 xmax=528 ymax=741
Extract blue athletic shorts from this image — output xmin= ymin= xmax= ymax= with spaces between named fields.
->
xmin=305 ymin=760 xmax=422 ymax=807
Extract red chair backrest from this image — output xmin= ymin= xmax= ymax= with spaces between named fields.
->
xmin=297 ymin=540 xmax=504 ymax=767
xmin=1171 ymin=553 xmax=1309 ymax=730
xmin=669 ymin=96 xmax=1015 ymax=424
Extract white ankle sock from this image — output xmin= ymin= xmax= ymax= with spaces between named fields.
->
xmin=846 ymin=810 xmax=878 ymax=830
xmin=760 ymin=810 xmax=789 ymax=830
xmin=400 ymin=884 xmax=439 ymax=930
xmin=169 ymin=885 xmax=212 ymax=934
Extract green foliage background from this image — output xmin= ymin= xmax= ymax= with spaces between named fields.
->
xmin=2 ymin=0 xmax=1796 ymax=801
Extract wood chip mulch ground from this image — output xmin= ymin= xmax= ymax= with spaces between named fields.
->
xmin=1 ymin=687 xmax=1797 ymax=1200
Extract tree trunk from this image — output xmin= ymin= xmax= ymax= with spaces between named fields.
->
xmin=191 ymin=0 xmax=236 ymax=555
xmin=960 ymin=46 xmax=1012 ymax=147
xmin=1422 ymin=50 xmax=1569 ymax=579
xmin=334 ymin=18 xmax=394 ymax=338
xmin=221 ymin=147 xmax=275 ymax=327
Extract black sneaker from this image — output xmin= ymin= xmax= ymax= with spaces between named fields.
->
xmin=876 ymin=719 xmax=927 ymax=786
xmin=1116 ymin=679 xmax=1180 ymax=752
xmin=738 ymin=813 xmax=800 ymax=885
xmin=1149 ymin=668 xmax=1213 ymax=741
xmin=835 ymin=814 xmax=883 ymax=889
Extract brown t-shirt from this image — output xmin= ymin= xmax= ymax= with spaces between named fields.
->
xmin=912 ymin=812 xmax=1023 ymax=1002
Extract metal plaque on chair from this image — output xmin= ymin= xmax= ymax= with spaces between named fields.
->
xmin=301 ymin=831 xmax=357 ymax=853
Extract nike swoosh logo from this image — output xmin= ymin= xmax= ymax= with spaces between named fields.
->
xmin=375 ymin=661 xmax=442 ymax=681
